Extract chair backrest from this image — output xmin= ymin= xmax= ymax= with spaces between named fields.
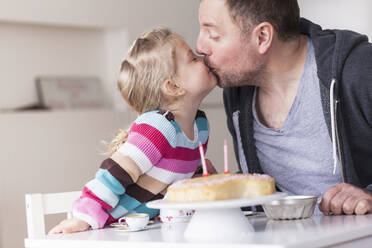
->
xmin=25 ymin=191 xmax=81 ymax=238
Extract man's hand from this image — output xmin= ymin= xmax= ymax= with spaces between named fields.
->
xmin=48 ymin=218 xmax=90 ymax=234
xmin=319 ymin=183 xmax=372 ymax=215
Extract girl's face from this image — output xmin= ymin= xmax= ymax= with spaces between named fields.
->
xmin=174 ymin=39 xmax=217 ymax=100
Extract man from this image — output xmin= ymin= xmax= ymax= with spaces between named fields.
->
xmin=196 ymin=0 xmax=372 ymax=215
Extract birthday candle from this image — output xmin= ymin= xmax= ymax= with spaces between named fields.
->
xmin=199 ymin=141 xmax=209 ymax=177
xmin=224 ymin=140 xmax=230 ymax=174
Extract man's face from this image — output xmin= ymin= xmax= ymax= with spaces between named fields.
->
xmin=196 ymin=0 xmax=265 ymax=88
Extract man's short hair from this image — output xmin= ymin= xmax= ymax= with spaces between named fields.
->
xmin=225 ymin=0 xmax=300 ymax=40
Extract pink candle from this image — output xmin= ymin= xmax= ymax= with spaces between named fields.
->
xmin=199 ymin=142 xmax=209 ymax=177
xmin=224 ymin=140 xmax=230 ymax=174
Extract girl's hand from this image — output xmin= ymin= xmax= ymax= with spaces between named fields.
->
xmin=48 ymin=218 xmax=91 ymax=234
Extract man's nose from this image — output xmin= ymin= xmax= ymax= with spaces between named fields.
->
xmin=196 ymin=35 xmax=210 ymax=56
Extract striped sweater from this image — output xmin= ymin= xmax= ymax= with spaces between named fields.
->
xmin=72 ymin=110 xmax=209 ymax=229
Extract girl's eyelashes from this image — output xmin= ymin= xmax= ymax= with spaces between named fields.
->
xmin=188 ymin=50 xmax=201 ymax=62
xmin=191 ymin=54 xmax=199 ymax=62
xmin=209 ymin=35 xmax=220 ymax=41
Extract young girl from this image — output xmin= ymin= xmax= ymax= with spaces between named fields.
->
xmin=49 ymin=28 xmax=216 ymax=234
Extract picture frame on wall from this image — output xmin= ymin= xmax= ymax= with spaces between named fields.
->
xmin=35 ymin=76 xmax=111 ymax=110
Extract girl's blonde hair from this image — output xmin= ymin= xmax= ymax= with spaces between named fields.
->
xmin=108 ymin=28 xmax=181 ymax=155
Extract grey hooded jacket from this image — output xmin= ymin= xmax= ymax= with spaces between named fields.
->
xmin=223 ymin=18 xmax=372 ymax=192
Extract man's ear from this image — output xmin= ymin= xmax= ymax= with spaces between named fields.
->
xmin=161 ymin=79 xmax=186 ymax=97
xmin=252 ymin=22 xmax=273 ymax=54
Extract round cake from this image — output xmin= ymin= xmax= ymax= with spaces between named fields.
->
xmin=167 ymin=173 xmax=275 ymax=202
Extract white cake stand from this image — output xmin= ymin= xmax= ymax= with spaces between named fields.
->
xmin=147 ymin=192 xmax=286 ymax=242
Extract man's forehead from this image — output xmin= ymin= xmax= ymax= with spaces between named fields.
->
xmin=199 ymin=0 xmax=229 ymax=28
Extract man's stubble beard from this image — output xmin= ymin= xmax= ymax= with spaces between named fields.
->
xmin=216 ymin=57 xmax=266 ymax=88
xmin=205 ymin=53 xmax=267 ymax=89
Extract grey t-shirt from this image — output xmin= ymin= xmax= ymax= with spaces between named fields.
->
xmin=252 ymin=38 xmax=342 ymax=200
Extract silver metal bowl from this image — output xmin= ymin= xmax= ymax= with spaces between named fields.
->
xmin=263 ymin=195 xmax=318 ymax=220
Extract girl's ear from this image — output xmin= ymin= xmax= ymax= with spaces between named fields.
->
xmin=161 ymin=79 xmax=186 ymax=97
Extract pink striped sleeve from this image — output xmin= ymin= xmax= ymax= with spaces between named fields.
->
xmin=126 ymin=122 xmax=175 ymax=165
xmin=126 ymin=131 xmax=163 ymax=165
xmin=72 ymin=197 xmax=109 ymax=229
xmin=81 ymin=186 xmax=113 ymax=210
xmin=71 ymin=186 xmax=115 ymax=229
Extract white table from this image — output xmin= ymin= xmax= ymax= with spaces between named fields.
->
xmin=25 ymin=213 xmax=372 ymax=248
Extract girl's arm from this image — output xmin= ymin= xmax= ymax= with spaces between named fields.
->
xmin=49 ymin=155 xmax=141 ymax=234
xmin=71 ymin=154 xmax=147 ymax=229
xmin=50 ymin=111 xmax=178 ymax=233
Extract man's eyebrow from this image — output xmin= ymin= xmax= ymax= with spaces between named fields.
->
xmin=202 ymin=22 xmax=217 ymax=28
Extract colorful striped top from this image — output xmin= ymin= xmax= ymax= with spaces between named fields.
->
xmin=72 ymin=110 xmax=209 ymax=229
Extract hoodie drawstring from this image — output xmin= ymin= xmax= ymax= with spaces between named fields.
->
xmin=330 ymin=79 xmax=338 ymax=175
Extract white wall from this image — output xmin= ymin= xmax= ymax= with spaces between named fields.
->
xmin=0 ymin=23 xmax=107 ymax=109
xmin=0 ymin=0 xmax=200 ymax=31
xmin=0 ymin=0 xmax=225 ymax=111
xmin=0 ymin=0 xmax=125 ymax=28
xmin=298 ymin=0 xmax=372 ymax=38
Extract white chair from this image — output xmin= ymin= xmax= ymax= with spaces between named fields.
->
xmin=25 ymin=191 xmax=81 ymax=238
